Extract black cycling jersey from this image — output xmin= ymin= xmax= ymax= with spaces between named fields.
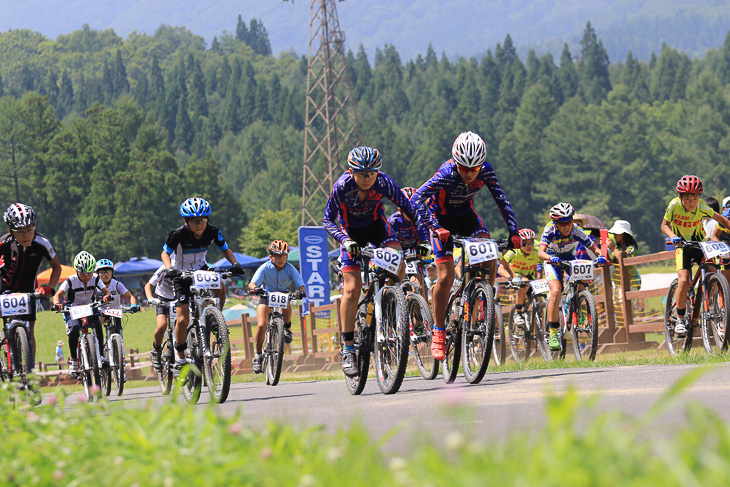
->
xmin=0 ymin=232 xmax=57 ymax=292
xmin=162 ymin=224 xmax=229 ymax=271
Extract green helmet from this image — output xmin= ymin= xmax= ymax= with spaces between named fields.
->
xmin=73 ymin=251 xmax=96 ymax=274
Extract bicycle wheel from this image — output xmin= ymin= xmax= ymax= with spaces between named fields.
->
xmin=461 ymin=282 xmax=495 ymax=384
xmin=408 ymin=292 xmax=439 ymax=380
xmin=442 ymin=287 xmax=462 ymax=383
xmin=158 ymin=333 xmax=174 ymax=395
xmin=571 ymin=290 xmax=599 ymax=361
xmin=265 ymin=316 xmax=285 ymax=387
xmin=491 ymin=303 xmax=505 ymax=366
xmin=703 ymin=273 xmax=730 ymax=353
xmin=664 ymin=278 xmax=691 ymax=356
xmin=12 ymin=326 xmax=33 ymax=389
xmin=181 ymin=326 xmax=202 ymax=404
xmin=203 ymin=307 xmax=232 ymax=402
xmin=508 ymin=305 xmax=531 ymax=363
xmin=345 ymin=301 xmax=371 ymax=395
xmin=532 ymin=301 xmax=552 ymax=361
xmin=83 ymin=334 xmax=101 ymax=401
xmin=374 ymin=285 xmax=408 ymax=394
xmin=100 ymin=340 xmax=112 ymax=397
xmin=111 ymin=336 xmax=124 ymax=396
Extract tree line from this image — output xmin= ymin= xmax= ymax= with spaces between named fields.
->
xmin=1 ymin=18 xmax=730 ymax=262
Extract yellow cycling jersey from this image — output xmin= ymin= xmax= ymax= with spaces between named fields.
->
xmin=503 ymin=249 xmax=541 ymax=278
xmin=663 ymin=197 xmax=715 ymax=242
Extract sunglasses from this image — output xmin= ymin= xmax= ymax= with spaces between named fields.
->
xmin=456 ymin=165 xmax=480 ymax=173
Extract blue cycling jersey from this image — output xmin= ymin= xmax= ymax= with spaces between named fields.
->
xmin=412 ymin=160 xmax=518 ymax=235
xmin=323 ymin=171 xmax=422 ymax=244
xmin=251 ymin=261 xmax=305 ymax=293
xmin=387 ymin=210 xmax=428 ymax=249
xmin=540 ymin=222 xmax=596 ymax=259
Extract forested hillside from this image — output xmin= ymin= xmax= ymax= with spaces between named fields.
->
xmin=2 ymin=18 xmax=730 ymax=263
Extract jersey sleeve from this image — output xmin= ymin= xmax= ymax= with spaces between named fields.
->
xmin=59 ymin=278 xmax=71 ymax=293
xmin=117 ymin=281 xmax=129 ymax=296
xmin=288 ymin=263 xmax=305 ymax=289
xmin=412 ymin=167 xmax=448 ymax=231
xmin=481 ymin=164 xmax=519 ymax=235
xmin=148 ymin=266 xmax=165 ymax=287
xmin=163 ymin=229 xmax=179 ymax=255
xmin=663 ymin=199 xmax=677 ymax=223
xmin=251 ymin=263 xmax=266 ymax=286
xmin=207 ymin=225 xmax=229 ymax=251
xmin=322 ymin=183 xmax=350 ymax=244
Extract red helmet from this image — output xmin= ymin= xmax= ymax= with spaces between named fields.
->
xmin=401 ymin=187 xmax=416 ymax=200
xmin=676 ymin=175 xmax=703 ymax=194
xmin=518 ymin=228 xmax=535 ymax=241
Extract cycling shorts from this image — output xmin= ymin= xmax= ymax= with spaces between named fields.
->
xmin=340 ymin=217 xmax=399 ymax=272
xmin=430 ymin=211 xmax=489 ymax=263
xmin=675 ymin=246 xmax=705 ymax=272
xmin=544 ymin=247 xmax=591 ymax=282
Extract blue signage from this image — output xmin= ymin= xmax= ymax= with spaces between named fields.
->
xmin=298 ymin=226 xmax=331 ymax=309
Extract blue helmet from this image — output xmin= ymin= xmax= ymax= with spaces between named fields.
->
xmin=347 ymin=146 xmax=382 ymax=172
xmin=180 ymin=197 xmax=211 ymax=218
xmin=95 ymin=259 xmax=114 ymax=271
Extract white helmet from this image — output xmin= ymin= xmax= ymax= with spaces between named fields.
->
xmin=452 ymin=131 xmax=487 ymax=168
xmin=550 ymin=202 xmax=575 ymax=221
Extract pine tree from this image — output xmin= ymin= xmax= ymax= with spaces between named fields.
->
xmin=222 ymin=84 xmax=242 ymax=134
xmin=174 ymin=92 xmax=193 ymax=152
xmin=102 ymin=59 xmax=114 ymax=104
xmin=57 ymin=69 xmax=74 ymax=118
xmin=113 ymin=50 xmax=130 ymax=95
xmin=235 ymin=14 xmax=249 ymax=43
xmin=556 ymin=44 xmax=579 ymax=103
xmin=189 ymin=58 xmax=208 ymax=117
xmin=577 ymin=22 xmax=611 ymax=104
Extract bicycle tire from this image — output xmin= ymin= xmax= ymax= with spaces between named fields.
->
xmin=345 ymin=301 xmax=371 ymax=395
xmin=571 ymin=290 xmax=599 ymax=361
xmin=203 ymin=307 xmax=232 ymax=402
xmin=442 ymin=287 xmax=462 ymax=384
xmin=12 ymin=326 xmax=33 ymax=390
xmin=158 ymin=333 xmax=174 ymax=395
xmin=461 ymin=282 xmax=495 ymax=384
xmin=374 ymin=285 xmax=408 ymax=394
xmin=407 ymin=292 xmax=439 ymax=380
xmin=664 ymin=278 xmax=691 ymax=356
xmin=181 ymin=326 xmax=202 ymax=404
xmin=508 ymin=305 xmax=530 ymax=363
xmin=703 ymin=272 xmax=730 ymax=353
xmin=100 ymin=339 xmax=112 ymax=397
xmin=83 ymin=333 xmax=101 ymax=401
xmin=265 ymin=316 xmax=285 ymax=387
xmin=533 ymin=301 xmax=551 ymax=361
xmin=112 ymin=335 xmax=124 ymax=396
xmin=491 ymin=303 xmax=505 ymax=366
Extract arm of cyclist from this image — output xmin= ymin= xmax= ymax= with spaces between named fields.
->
xmin=661 ymin=218 xmax=683 ymax=246
xmin=322 ymin=186 xmax=351 ymax=245
xmin=46 ymin=255 xmax=63 ymax=291
xmin=711 ymin=212 xmax=730 ymax=235
xmin=411 ymin=171 xmax=449 ymax=238
xmin=497 ymin=257 xmax=514 ymax=280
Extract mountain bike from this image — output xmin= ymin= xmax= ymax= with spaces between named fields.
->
xmin=0 ymin=291 xmax=43 ymax=402
xmin=60 ymin=302 xmax=105 ymax=401
xmin=402 ymin=251 xmax=438 ymax=380
xmin=664 ymin=240 xmax=730 ymax=356
xmin=550 ymin=260 xmax=601 ymax=361
xmin=99 ymin=306 xmax=139 ymax=397
xmin=251 ymin=289 xmax=304 ymax=386
xmin=175 ymin=269 xmax=233 ymax=404
xmin=156 ymin=299 xmax=177 ymax=396
xmin=506 ymin=279 xmax=551 ymax=362
xmin=443 ymin=236 xmax=508 ymax=384
xmin=343 ymin=246 xmax=408 ymax=395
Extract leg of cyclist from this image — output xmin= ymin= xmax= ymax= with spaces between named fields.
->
xmin=340 ymin=268 xmax=362 ymax=377
xmin=431 ymin=258 xmax=455 ymax=361
xmin=150 ymin=306 xmax=168 ymax=372
xmin=282 ymin=303 xmax=294 ymax=345
xmin=66 ymin=319 xmax=81 ymax=378
xmin=675 ymin=268 xmax=692 ymax=336
xmin=253 ymin=302 xmax=270 ymax=374
xmin=28 ymin=321 xmax=36 ymax=364
xmin=214 ymin=283 xmax=226 ymax=311
xmin=413 ymin=273 xmax=428 ymax=301
xmin=545 ymin=263 xmax=564 ymax=350
xmin=91 ymin=315 xmax=107 ymax=368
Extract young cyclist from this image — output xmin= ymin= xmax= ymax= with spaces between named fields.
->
xmin=0 ymin=203 xmax=63 ymax=361
xmin=537 ymin=203 xmax=607 ymax=350
xmin=52 ymin=251 xmax=111 ymax=378
xmin=144 ymin=265 xmax=176 ymax=371
xmin=322 ymin=146 xmax=424 ymax=376
xmin=247 ymin=240 xmax=306 ymax=374
xmin=387 ymin=187 xmax=432 ymax=300
xmin=161 ymin=197 xmax=245 ymax=374
xmin=411 ymin=131 xmax=522 ymax=361
xmin=661 ymin=175 xmax=730 ymax=337
xmin=497 ymin=228 xmax=542 ymax=328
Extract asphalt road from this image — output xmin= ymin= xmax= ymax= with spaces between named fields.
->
xmin=72 ymin=362 xmax=730 ymax=449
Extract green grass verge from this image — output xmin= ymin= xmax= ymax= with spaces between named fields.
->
xmin=5 ymin=368 xmax=730 ymax=486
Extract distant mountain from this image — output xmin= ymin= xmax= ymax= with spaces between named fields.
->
xmin=1 ymin=0 xmax=729 ymax=63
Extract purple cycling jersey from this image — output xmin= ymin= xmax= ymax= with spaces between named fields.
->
xmin=387 ymin=210 xmax=428 ymax=250
xmin=412 ymin=159 xmax=519 ymax=235
xmin=323 ymin=171 xmax=422 ymax=244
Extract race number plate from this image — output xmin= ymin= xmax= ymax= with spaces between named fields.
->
xmin=569 ymin=260 xmax=595 ymax=281
xmin=102 ymin=308 xmax=124 ymax=319
xmin=372 ymin=248 xmax=403 ymax=275
xmin=0 ymin=293 xmax=31 ymax=317
xmin=699 ymin=241 xmax=730 ymax=260
xmin=69 ymin=305 xmax=94 ymax=320
xmin=464 ymin=239 xmax=499 ymax=265
xmin=530 ymin=279 xmax=550 ymax=295
xmin=192 ymin=270 xmax=221 ymax=289
xmin=405 ymin=261 xmax=419 ymax=275
xmin=268 ymin=292 xmax=289 ymax=308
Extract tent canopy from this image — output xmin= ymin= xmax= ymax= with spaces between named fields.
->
xmin=210 ymin=252 xmax=267 ymax=270
xmin=37 ymin=265 xmax=76 ymax=285
xmin=114 ymin=257 xmax=164 ymax=275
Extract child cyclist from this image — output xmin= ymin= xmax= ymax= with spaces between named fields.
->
xmin=161 ymin=197 xmax=245 ymax=374
xmin=497 ymin=228 xmax=543 ymax=328
xmin=411 ymin=131 xmax=522 ymax=361
xmin=52 ymin=251 xmax=111 ymax=378
xmin=323 ymin=146 xmax=426 ymax=376
xmin=247 ymin=240 xmax=306 ymax=374
xmin=387 ymin=187 xmax=432 ymax=300
xmin=661 ymin=175 xmax=730 ymax=337
xmin=537 ymin=203 xmax=607 ymax=351
xmin=144 ymin=265 xmax=176 ymax=371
